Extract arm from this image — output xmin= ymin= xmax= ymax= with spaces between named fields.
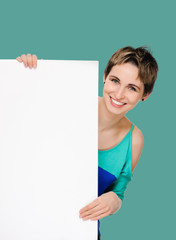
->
xmin=106 ymin=126 xmax=144 ymax=200
xmin=131 ymin=126 xmax=144 ymax=172
xmin=79 ymin=126 xmax=144 ymax=221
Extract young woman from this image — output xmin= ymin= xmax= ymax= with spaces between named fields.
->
xmin=16 ymin=46 xmax=158 ymax=239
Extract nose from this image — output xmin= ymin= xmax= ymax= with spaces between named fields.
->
xmin=114 ymin=86 xmax=125 ymax=100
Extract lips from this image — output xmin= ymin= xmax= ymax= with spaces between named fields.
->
xmin=110 ymin=97 xmax=126 ymax=108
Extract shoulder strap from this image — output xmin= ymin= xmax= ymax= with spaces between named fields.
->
xmin=130 ymin=123 xmax=134 ymax=133
xmin=128 ymin=123 xmax=134 ymax=177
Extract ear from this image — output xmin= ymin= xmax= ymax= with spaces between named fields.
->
xmin=103 ymin=74 xmax=106 ymax=84
xmin=142 ymin=93 xmax=151 ymax=101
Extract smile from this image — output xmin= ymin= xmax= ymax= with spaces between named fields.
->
xmin=110 ymin=97 xmax=126 ymax=108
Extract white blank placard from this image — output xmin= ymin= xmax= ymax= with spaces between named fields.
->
xmin=0 ymin=60 xmax=98 ymax=240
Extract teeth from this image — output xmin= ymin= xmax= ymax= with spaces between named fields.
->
xmin=111 ymin=98 xmax=125 ymax=105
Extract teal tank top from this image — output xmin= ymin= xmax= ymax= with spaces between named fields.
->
xmin=98 ymin=124 xmax=134 ymax=236
xmin=98 ymin=124 xmax=134 ymax=200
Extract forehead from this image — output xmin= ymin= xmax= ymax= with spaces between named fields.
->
xmin=109 ymin=63 xmax=142 ymax=85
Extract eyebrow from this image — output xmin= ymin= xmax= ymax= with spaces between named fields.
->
xmin=109 ymin=75 xmax=141 ymax=90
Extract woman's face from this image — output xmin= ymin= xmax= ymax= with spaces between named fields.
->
xmin=103 ymin=63 xmax=148 ymax=115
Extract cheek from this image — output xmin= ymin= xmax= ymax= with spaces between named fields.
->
xmin=103 ymin=88 xmax=111 ymax=102
xmin=126 ymin=92 xmax=141 ymax=105
xmin=103 ymin=83 xmax=114 ymax=93
xmin=130 ymin=95 xmax=142 ymax=105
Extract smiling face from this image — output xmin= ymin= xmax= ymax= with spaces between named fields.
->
xmin=103 ymin=63 xmax=149 ymax=116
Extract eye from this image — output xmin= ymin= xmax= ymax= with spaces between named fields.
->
xmin=111 ymin=79 xmax=119 ymax=84
xmin=129 ymin=86 xmax=137 ymax=92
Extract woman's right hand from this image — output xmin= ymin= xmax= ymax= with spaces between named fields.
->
xmin=16 ymin=54 xmax=38 ymax=69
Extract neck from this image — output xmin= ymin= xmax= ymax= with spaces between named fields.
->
xmin=98 ymin=97 xmax=125 ymax=132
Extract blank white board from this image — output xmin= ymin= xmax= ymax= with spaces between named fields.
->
xmin=0 ymin=60 xmax=98 ymax=240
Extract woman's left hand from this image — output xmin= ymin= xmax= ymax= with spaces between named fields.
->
xmin=79 ymin=191 xmax=122 ymax=221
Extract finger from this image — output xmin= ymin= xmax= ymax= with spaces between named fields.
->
xmin=90 ymin=207 xmax=110 ymax=220
xmin=16 ymin=56 xmax=23 ymax=62
xmin=21 ymin=54 xmax=28 ymax=67
xmin=82 ymin=208 xmax=108 ymax=221
xmin=26 ymin=54 xmax=32 ymax=69
xmin=91 ymin=211 xmax=110 ymax=221
xmin=80 ymin=204 xmax=103 ymax=218
xmin=32 ymin=54 xmax=37 ymax=68
xmin=79 ymin=198 xmax=99 ymax=214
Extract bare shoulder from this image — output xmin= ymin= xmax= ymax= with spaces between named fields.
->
xmin=131 ymin=126 xmax=144 ymax=172
xmin=132 ymin=126 xmax=144 ymax=144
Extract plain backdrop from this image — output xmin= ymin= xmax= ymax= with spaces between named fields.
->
xmin=0 ymin=0 xmax=175 ymax=239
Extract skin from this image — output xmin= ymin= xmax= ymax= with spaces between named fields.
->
xmin=16 ymin=55 xmax=150 ymax=221
xmin=79 ymin=63 xmax=150 ymax=221
xmin=16 ymin=54 xmax=38 ymax=68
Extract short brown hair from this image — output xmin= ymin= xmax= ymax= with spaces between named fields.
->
xmin=104 ymin=46 xmax=158 ymax=96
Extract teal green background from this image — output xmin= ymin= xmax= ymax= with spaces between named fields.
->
xmin=0 ymin=0 xmax=175 ymax=239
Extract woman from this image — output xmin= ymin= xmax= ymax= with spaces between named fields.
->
xmin=16 ymin=46 xmax=158 ymax=239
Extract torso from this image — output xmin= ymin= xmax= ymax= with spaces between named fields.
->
xmin=98 ymin=96 xmax=133 ymax=151
xmin=98 ymin=97 xmax=136 ymax=237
